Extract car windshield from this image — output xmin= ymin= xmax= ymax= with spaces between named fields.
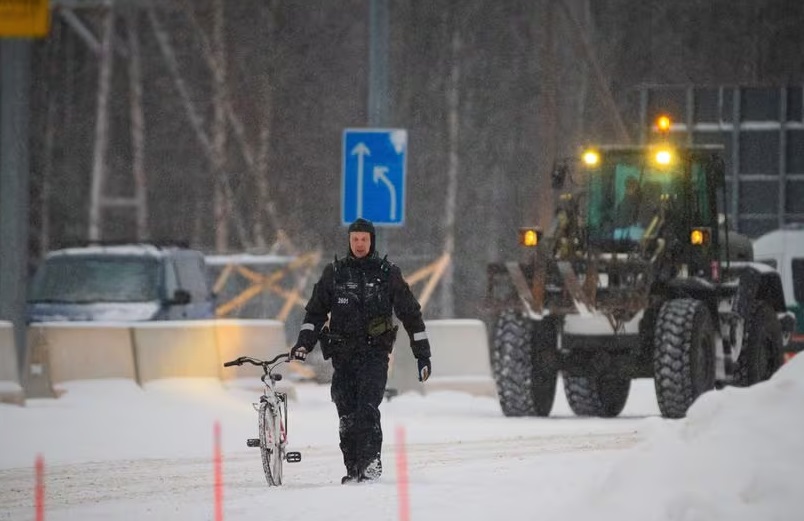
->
xmin=29 ymin=256 xmax=161 ymax=303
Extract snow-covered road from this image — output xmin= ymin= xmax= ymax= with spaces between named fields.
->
xmin=2 ymin=361 xmax=803 ymax=520
xmin=0 ymin=422 xmax=640 ymax=520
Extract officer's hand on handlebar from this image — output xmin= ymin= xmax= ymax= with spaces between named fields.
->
xmin=290 ymin=345 xmax=309 ymax=362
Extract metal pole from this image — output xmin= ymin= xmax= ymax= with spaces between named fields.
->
xmin=368 ymin=0 xmax=390 ymax=254
xmin=0 ymin=39 xmax=31 ymax=373
xmin=368 ymin=0 xmax=389 ymax=129
xmin=779 ymin=87 xmax=787 ymax=228
xmin=731 ymin=88 xmax=741 ymax=232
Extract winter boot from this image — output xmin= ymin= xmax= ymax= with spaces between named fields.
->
xmin=357 ymin=457 xmax=382 ymax=483
xmin=341 ymin=465 xmax=359 ymax=485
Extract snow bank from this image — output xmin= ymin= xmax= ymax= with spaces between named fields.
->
xmin=577 ymin=355 xmax=804 ymax=521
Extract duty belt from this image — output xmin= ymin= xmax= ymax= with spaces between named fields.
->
xmin=318 ymin=321 xmax=398 ymax=360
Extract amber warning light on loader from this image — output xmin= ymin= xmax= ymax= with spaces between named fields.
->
xmin=656 ymin=115 xmax=671 ymax=133
xmin=519 ymin=228 xmax=540 ymax=247
xmin=690 ymin=228 xmax=710 ymax=246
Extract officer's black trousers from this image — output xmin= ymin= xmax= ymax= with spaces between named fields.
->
xmin=330 ymin=347 xmax=390 ymax=474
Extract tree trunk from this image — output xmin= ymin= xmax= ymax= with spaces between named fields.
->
xmin=39 ymin=20 xmax=61 ymax=255
xmin=88 ymin=8 xmax=115 ymax=241
xmin=212 ymin=0 xmax=229 ymax=251
xmin=148 ymin=6 xmax=211 ymax=153
xmin=576 ymin=0 xmax=592 ymax=139
xmin=558 ymin=0 xmax=630 ymax=143
xmin=127 ymin=11 xmax=148 ymax=241
xmin=440 ymin=25 xmax=461 ymax=318
xmin=535 ymin=0 xmax=557 ymax=227
xmin=254 ymin=96 xmax=289 ymax=251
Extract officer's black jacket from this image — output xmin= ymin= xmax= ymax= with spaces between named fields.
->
xmin=297 ymin=252 xmax=430 ymax=359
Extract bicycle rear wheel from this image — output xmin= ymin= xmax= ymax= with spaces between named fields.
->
xmin=259 ymin=400 xmax=283 ymax=486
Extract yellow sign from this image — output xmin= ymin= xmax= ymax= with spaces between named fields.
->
xmin=0 ymin=0 xmax=50 ymax=38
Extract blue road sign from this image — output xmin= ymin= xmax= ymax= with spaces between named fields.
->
xmin=342 ymin=128 xmax=407 ymax=226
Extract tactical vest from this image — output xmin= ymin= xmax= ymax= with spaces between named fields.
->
xmin=329 ymin=255 xmax=394 ymax=341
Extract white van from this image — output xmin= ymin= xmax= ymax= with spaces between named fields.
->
xmin=753 ymin=226 xmax=804 ymax=360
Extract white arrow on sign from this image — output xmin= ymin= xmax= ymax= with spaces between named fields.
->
xmin=372 ymin=165 xmax=396 ymax=221
xmin=351 ymin=142 xmax=371 ymax=218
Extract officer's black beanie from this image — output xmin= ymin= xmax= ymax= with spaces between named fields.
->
xmin=348 ymin=218 xmax=376 ymax=256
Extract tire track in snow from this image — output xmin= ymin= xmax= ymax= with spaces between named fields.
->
xmin=0 ymin=429 xmax=640 ymax=516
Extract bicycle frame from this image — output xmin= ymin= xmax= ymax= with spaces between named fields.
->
xmin=223 ymin=353 xmax=301 ymax=486
xmin=256 ymin=374 xmax=288 ymax=444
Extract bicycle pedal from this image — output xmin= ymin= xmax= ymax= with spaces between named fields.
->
xmin=246 ymin=438 xmax=260 ymax=448
xmin=285 ymin=451 xmax=301 ymax=463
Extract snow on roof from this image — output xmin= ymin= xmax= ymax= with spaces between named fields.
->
xmin=204 ymin=253 xmax=297 ymax=266
xmin=46 ymin=244 xmax=170 ymax=259
xmin=753 ymin=227 xmax=804 ymax=256
xmin=43 ymin=246 xmax=301 ymax=267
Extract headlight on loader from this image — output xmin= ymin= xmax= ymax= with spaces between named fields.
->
xmin=654 ymin=147 xmax=673 ymax=166
xmin=582 ymin=149 xmax=600 ymax=167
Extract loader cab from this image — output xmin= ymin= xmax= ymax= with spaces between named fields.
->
xmin=580 ymin=145 xmax=725 ymax=270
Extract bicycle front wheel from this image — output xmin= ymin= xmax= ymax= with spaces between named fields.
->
xmin=259 ymin=400 xmax=283 ymax=486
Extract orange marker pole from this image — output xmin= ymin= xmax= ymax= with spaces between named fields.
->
xmin=35 ymin=454 xmax=44 ymax=521
xmin=395 ymin=426 xmax=410 ymax=521
xmin=214 ymin=421 xmax=223 ymax=521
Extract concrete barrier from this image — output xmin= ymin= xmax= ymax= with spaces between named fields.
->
xmin=215 ymin=319 xmax=290 ymax=380
xmin=216 ymin=319 xmax=301 ymax=399
xmin=27 ymin=323 xmax=137 ymax=386
xmin=387 ymin=334 xmax=425 ymax=397
xmin=15 ymin=319 xmax=301 ymax=395
xmin=132 ymin=321 xmax=221 ymax=383
xmin=0 ymin=321 xmax=24 ymax=405
xmin=390 ymin=319 xmax=496 ymax=398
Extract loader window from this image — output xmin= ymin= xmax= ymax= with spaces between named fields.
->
xmin=586 ymin=156 xmax=667 ymax=246
xmin=793 ymin=258 xmax=804 ymax=303
xmin=612 ymin=168 xmax=646 ymax=240
xmin=690 ymin=162 xmax=711 ymax=225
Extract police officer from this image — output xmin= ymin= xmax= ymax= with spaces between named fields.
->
xmin=290 ymin=218 xmax=432 ymax=484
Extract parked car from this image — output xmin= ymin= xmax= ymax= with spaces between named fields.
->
xmin=27 ymin=243 xmax=215 ymax=322
xmin=753 ymin=225 xmax=804 ymax=360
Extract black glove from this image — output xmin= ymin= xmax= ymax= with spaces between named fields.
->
xmin=290 ymin=345 xmax=309 ymax=362
xmin=417 ymin=357 xmax=431 ymax=382
xmin=411 ymin=336 xmax=431 ymax=360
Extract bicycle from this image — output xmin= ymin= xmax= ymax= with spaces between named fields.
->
xmin=223 ymin=353 xmax=302 ymax=486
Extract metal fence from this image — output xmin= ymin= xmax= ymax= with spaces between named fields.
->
xmin=636 ymin=85 xmax=804 ymax=237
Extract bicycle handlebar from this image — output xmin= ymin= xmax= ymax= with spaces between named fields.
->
xmin=222 ymin=353 xmax=290 ymax=368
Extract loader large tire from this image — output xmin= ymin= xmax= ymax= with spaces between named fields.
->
xmin=653 ymin=298 xmax=716 ymax=419
xmin=734 ymin=302 xmax=784 ymax=387
xmin=490 ymin=309 xmax=558 ymax=417
xmin=563 ymin=374 xmax=630 ymax=417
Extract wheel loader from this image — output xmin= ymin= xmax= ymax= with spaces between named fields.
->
xmin=486 ymin=117 xmax=796 ymax=418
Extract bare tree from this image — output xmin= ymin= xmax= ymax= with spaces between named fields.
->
xmin=439 ymin=15 xmax=461 ymax=318
xmin=88 ymin=8 xmax=115 ymax=241
xmin=211 ymin=0 xmax=229 ymax=251
xmin=126 ymin=11 xmax=148 ymax=240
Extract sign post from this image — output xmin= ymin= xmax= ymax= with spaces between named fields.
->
xmin=342 ymin=129 xmax=407 ymax=227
